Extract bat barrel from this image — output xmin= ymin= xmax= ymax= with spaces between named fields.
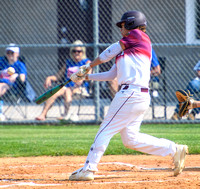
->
xmin=35 ymin=79 xmax=72 ymax=104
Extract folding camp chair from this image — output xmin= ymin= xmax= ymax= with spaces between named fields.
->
xmin=1 ymin=56 xmax=36 ymax=120
xmin=2 ymin=77 xmax=36 ymax=119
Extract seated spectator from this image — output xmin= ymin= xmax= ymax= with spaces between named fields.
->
xmin=171 ymin=61 xmax=200 ymax=120
xmin=0 ymin=44 xmax=27 ymax=118
xmin=150 ymin=48 xmax=161 ymax=76
xmin=35 ymin=40 xmax=91 ymax=121
xmin=0 ymin=44 xmax=27 ymax=96
xmin=150 ymin=48 xmax=161 ymax=97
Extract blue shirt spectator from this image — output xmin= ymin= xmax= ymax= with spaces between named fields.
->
xmin=0 ymin=56 xmax=27 ymax=87
xmin=150 ymin=48 xmax=161 ymax=80
xmin=0 ymin=43 xmax=27 ymax=97
xmin=151 ymin=48 xmax=160 ymax=69
xmin=35 ymin=40 xmax=91 ymax=121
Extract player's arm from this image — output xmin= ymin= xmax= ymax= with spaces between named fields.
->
xmin=44 ymin=65 xmax=66 ymax=89
xmin=151 ymin=65 xmax=161 ymax=76
xmin=19 ymin=74 xmax=26 ymax=82
xmin=55 ymin=64 xmax=66 ymax=81
xmin=90 ymin=41 xmax=124 ymax=68
xmin=75 ymin=42 xmax=123 ymax=77
xmin=85 ymin=64 xmax=117 ymax=81
xmin=44 ymin=75 xmax=58 ymax=89
xmin=194 ymin=101 xmax=200 ymax=108
xmin=151 ymin=48 xmax=161 ymax=76
xmin=188 ymin=100 xmax=200 ymax=109
xmin=18 ymin=63 xmax=27 ymax=82
xmin=86 ymin=60 xmax=92 ymax=74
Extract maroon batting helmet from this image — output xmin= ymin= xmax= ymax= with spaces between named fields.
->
xmin=116 ymin=10 xmax=147 ymax=30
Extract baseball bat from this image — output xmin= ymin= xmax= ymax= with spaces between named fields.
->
xmin=35 ymin=79 xmax=72 ymax=104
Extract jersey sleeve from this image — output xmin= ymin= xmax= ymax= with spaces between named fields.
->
xmin=88 ymin=64 xmax=117 ymax=81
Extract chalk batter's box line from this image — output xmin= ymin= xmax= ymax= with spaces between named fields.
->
xmin=1 ymin=162 xmax=200 ymax=171
xmin=0 ymin=177 xmax=195 ymax=188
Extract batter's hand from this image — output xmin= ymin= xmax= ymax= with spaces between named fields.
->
xmin=70 ymin=73 xmax=86 ymax=83
xmin=76 ymin=64 xmax=91 ymax=77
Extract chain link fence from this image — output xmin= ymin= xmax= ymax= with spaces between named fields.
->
xmin=0 ymin=0 xmax=200 ymax=124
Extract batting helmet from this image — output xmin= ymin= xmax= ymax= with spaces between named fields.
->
xmin=116 ymin=10 xmax=147 ymax=30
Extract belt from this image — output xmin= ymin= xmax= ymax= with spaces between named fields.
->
xmin=120 ymin=84 xmax=149 ymax=93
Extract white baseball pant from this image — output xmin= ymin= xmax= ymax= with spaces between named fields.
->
xmin=83 ymin=85 xmax=177 ymax=172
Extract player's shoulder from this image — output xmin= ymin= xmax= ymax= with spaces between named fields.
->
xmin=126 ymin=29 xmax=144 ymax=42
xmin=129 ymin=29 xmax=143 ymax=37
xmin=130 ymin=29 xmax=150 ymax=38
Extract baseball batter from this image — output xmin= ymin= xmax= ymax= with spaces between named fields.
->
xmin=69 ymin=10 xmax=188 ymax=181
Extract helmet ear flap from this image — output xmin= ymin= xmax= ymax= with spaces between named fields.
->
xmin=125 ymin=20 xmax=135 ymax=30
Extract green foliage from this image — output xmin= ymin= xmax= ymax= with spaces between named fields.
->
xmin=0 ymin=124 xmax=199 ymax=157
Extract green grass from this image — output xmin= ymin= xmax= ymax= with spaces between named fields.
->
xmin=0 ymin=124 xmax=199 ymax=157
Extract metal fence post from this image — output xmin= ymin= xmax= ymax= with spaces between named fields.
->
xmin=93 ymin=0 xmax=100 ymax=123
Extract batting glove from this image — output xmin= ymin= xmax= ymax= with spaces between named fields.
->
xmin=76 ymin=64 xmax=91 ymax=77
xmin=70 ymin=73 xmax=85 ymax=82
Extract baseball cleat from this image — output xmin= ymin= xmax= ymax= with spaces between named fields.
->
xmin=69 ymin=168 xmax=94 ymax=181
xmin=173 ymin=145 xmax=188 ymax=176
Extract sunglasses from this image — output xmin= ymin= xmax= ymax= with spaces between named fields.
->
xmin=6 ymin=51 xmax=14 ymax=55
xmin=72 ymin=50 xmax=83 ymax=53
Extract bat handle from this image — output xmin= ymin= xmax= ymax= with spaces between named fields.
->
xmin=63 ymin=79 xmax=72 ymax=86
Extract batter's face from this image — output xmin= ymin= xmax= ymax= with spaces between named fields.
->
xmin=120 ymin=23 xmax=130 ymax=37
xmin=72 ymin=47 xmax=83 ymax=62
xmin=6 ymin=50 xmax=19 ymax=64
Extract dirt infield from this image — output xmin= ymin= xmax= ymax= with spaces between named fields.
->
xmin=0 ymin=155 xmax=200 ymax=188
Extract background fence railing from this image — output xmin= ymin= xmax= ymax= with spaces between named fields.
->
xmin=0 ymin=0 xmax=200 ymax=123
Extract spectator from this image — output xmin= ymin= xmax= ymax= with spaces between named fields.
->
xmin=171 ymin=61 xmax=200 ymax=120
xmin=0 ymin=44 xmax=27 ymax=96
xmin=109 ymin=48 xmax=161 ymax=99
xmin=150 ymin=48 xmax=161 ymax=97
xmin=151 ymin=48 xmax=161 ymax=76
xmin=35 ymin=40 xmax=91 ymax=121
xmin=0 ymin=43 xmax=27 ymax=119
